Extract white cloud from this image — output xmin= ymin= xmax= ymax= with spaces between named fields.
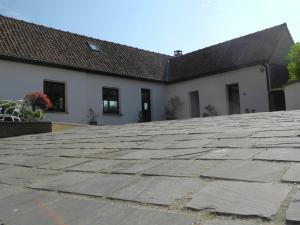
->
xmin=201 ymin=0 xmax=213 ymax=8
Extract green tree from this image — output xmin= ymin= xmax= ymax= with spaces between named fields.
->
xmin=287 ymin=43 xmax=300 ymax=81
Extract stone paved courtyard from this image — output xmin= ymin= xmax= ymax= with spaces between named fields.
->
xmin=1 ymin=110 xmax=300 ymax=225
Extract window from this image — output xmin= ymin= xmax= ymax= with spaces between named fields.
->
xmin=102 ymin=87 xmax=119 ymax=114
xmin=44 ymin=81 xmax=66 ymax=112
xmin=87 ymin=42 xmax=100 ymax=52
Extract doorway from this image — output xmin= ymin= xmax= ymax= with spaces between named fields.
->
xmin=190 ymin=91 xmax=200 ymax=118
xmin=141 ymin=89 xmax=151 ymax=122
xmin=227 ymin=83 xmax=241 ymax=114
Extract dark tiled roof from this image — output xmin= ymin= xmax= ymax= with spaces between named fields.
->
xmin=168 ymin=23 xmax=291 ymax=82
xmin=0 ymin=15 xmax=171 ymax=82
xmin=0 ymin=15 xmax=292 ymax=83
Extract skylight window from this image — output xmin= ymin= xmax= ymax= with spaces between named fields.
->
xmin=87 ymin=42 xmax=100 ymax=52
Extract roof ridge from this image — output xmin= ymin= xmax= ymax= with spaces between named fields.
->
xmin=0 ymin=14 xmax=171 ymax=58
xmin=172 ymin=23 xmax=288 ymax=59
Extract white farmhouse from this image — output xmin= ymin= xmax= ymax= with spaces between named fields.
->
xmin=0 ymin=16 xmax=294 ymax=125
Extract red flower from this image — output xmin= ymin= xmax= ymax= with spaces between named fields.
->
xmin=24 ymin=92 xmax=52 ymax=111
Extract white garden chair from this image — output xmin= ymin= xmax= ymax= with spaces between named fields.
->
xmin=0 ymin=100 xmax=23 ymax=122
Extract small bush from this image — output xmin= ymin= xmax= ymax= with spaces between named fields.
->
xmin=165 ymin=96 xmax=182 ymax=120
xmin=0 ymin=100 xmax=16 ymax=114
xmin=20 ymin=107 xmax=45 ymax=121
xmin=24 ymin=92 xmax=52 ymax=111
xmin=204 ymin=104 xmax=218 ymax=117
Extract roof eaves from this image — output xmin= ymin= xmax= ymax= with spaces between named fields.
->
xmin=167 ymin=60 xmax=269 ymax=84
xmin=0 ymin=55 xmax=167 ymax=84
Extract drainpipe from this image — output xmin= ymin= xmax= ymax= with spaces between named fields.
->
xmin=166 ymin=59 xmax=170 ymax=82
xmin=263 ymin=63 xmax=272 ymax=111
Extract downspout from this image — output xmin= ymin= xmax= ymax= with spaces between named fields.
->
xmin=166 ymin=59 xmax=170 ymax=82
xmin=263 ymin=63 xmax=271 ymax=111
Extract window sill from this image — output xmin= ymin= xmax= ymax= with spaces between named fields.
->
xmin=103 ymin=112 xmax=123 ymax=117
xmin=46 ymin=111 xmax=69 ymax=114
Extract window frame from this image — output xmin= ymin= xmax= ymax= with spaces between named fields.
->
xmin=102 ymin=87 xmax=120 ymax=114
xmin=87 ymin=42 xmax=101 ymax=52
xmin=43 ymin=80 xmax=67 ymax=113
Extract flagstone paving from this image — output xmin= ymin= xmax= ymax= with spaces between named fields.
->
xmin=1 ymin=110 xmax=300 ymax=225
xmin=286 ymin=191 xmax=300 ymax=224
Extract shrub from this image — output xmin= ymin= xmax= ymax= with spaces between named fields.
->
xmin=24 ymin=92 xmax=52 ymax=111
xmin=87 ymin=108 xmax=99 ymax=125
xmin=165 ymin=96 xmax=182 ymax=120
xmin=0 ymin=100 xmax=16 ymax=114
xmin=20 ymin=107 xmax=45 ymax=121
xmin=287 ymin=43 xmax=300 ymax=81
xmin=204 ymin=104 xmax=218 ymax=117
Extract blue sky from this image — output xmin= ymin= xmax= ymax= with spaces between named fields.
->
xmin=0 ymin=0 xmax=299 ymax=55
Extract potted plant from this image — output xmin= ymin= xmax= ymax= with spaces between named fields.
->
xmin=24 ymin=92 xmax=52 ymax=112
xmin=87 ymin=108 xmax=99 ymax=125
xmin=22 ymin=92 xmax=52 ymax=121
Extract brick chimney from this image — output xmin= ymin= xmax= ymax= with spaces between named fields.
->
xmin=174 ymin=50 xmax=183 ymax=57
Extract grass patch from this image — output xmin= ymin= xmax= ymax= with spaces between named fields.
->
xmin=52 ymin=123 xmax=83 ymax=132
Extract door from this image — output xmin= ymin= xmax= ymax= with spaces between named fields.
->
xmin=141 ymin=89 xmax=151 ymax=122
xmin=190 ymin=91 xmax=200 ymax=117
xmin=227 ymin=83 xmax=241 ymax=114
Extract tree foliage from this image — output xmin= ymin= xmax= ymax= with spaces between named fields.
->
xmin=287 ymin=43 xmax=300 ymax=81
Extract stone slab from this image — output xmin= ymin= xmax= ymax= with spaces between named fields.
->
xmin=0 ymin=166 xmax=60 ymax=185
xmin=87 ymin=150 xmax=135 ymax=159
xmin=110 ymin=207 xmax=195 ymax=225
xmin=197 ymin=148 xmax=262 ymax=160
xmin=254 ymin=149 xmax=300 ymax=162
xmin=0 ymin=155 xmax=32 ymax=165
xmin=14 ymin=156 xmax=60 ymax=167
xmin=117 ymin=149 xmax=207 ymax=160
xmin=67 ymin=159 xmax=122 ymax=172
xmin=53 ymin=148 xmax=117 ymax=157
xmin=0 ymin=183 xmax=23 ymax=200
xmin=29 ymin=172 xmax=96 ymax=191
xmin=174 ymin=133 xmax=216 ymax=141
xmin=167 ymin=139 xmax=212 ymax=149
xmin=65 ymin=174 xmax=138 ymax=197
xmin=5 ymin=196 xmax=107 ymax=225
xmin=133 ymin=142 xmax=172 ymax=150
xmin=204 ymin=138 xmax=258 ymax=148
xmin=103 ymin=160 xmax=165 ymax=174
xmin=254 ymin=138 xmax=300 ymax=148
xmin=282 ymin=163 xmax=300 ymax=183
xmin=203 ymin=219 xmax=261 ymax=225
xmin=286 ymin=191 xmax=300 ymax=223
xmin=110 ymin=176 xmax=204 ymax=206
xmin=38 ymin=157 xmax=90 ymax=169
xmin=211 ymin=130 xmax=256 ymax=139
xmin=142 ymin=160 xmax=217 ymax=177
xmin=88 ymin=199 xmax=196 ymax=225
xmin=252 ymin=130 xmax=300 ymax=138
xmin=201 ymin=160 xmax=286 ymax=182
xmin=0 ymin=190 xmax=60 ymax=220
xmin=186 ymin=181 xmax=291 ymax=218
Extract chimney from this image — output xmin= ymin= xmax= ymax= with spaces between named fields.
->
xmin=174 ymin=50 xmax=183 ymax=57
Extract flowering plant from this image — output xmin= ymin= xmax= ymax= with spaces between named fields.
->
xmin=24 ymin=92 xmax=52 ymax=111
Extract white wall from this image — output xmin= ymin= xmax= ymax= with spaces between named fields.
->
xmin=0 ymin=60 xmax=166 ymax=125
xmin=86 ymin=74 xmax=166 ymax=125
xmin=166 ymin=65 xmax=270 ymax=118
xmin=0 ymin=60 xmax=270 ymax=124
xmin=284 ymin=81 xmax=300 ymax=110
